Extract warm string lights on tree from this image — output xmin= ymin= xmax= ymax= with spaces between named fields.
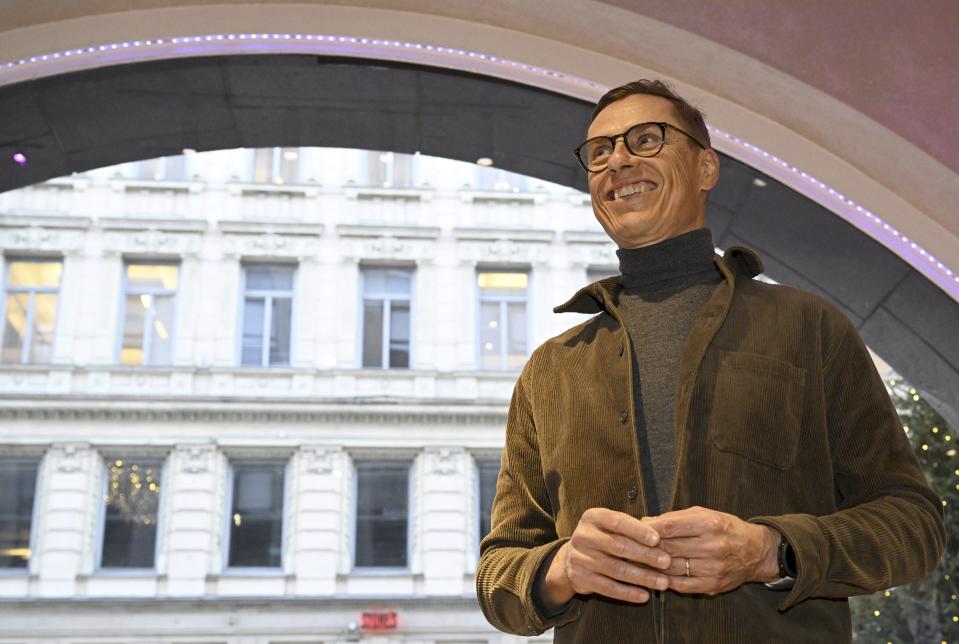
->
xmin=849 ymin=378 xmax=957 ymax=643
xmin=106 ymin=459 xmax=160 ymax=526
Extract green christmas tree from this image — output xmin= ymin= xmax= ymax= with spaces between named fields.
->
xmin=850 ymin=379 xmax=957 ymax=643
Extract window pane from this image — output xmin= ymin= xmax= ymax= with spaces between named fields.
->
xmin=126 ymin=264 xmax=178 ymax=291
xmin=148 ymin=295 xmax=175 ymax=365
xmin=120 ymin=294 xmax=146 ymax=365
xmin=229 ymin=463 xmax=285 ymax=568
xmin=241 ymin=298 xmax=265 ymax=366
xmin=506 ymin=301 xmax=527 ymax=370
xmin=8 ymin=261 xmax=61 ymax=288
xmin=479 ymin=301 xmax=501 ymax=370
xmin=389 ymin=301 xmax=410 ymax=368
xmin=163 ymin=155 xmax=188 ymax=182
xmin=477 ymin=271 xmax=528 ymax=297
xmin=355 ymin=462 xmax=408 ymax=568
xmin=362 ymin=300 xmax=384 ymax=368
xmin=101 ymin=459 xmax=161 ymax=568
xmin=393 ymin=154 xmax=413 ymax=188
xmin=252 ymin=148 xmax=273 ymax=183
xmin=245 ymin=265 xmax=293 ymax=291
xmin=269 ymin=297 xmax=292 ymax=366
xmin=2 ymin=293 xmax=28 ymax=363
xmin=478 ymin=461 xmax=499 ymax=541
xmin=0 ymin=461 xmax=38 ymax=568
xmin=363 ymin=268 xmax=411 ymax=297
xmin=385 ymin=269 xmax=412 ymax=295
xmin=27 ymin=293 xmax=57 ymax=364
xmin=278 ymin=148 xmax=299 ymax=184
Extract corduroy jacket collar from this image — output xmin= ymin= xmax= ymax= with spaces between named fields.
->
xmin=553 ymin=245 xmax=764 ymax=315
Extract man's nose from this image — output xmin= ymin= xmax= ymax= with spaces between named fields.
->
xmin=606 ymin=138 xmax=635 ymax=173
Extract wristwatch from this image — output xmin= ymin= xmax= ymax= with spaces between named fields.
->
xmin=763 ymin=533 xmax=797 ymax=590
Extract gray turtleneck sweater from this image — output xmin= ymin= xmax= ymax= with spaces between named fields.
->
xmin=615 ymin=227 xmax=722 ymax=516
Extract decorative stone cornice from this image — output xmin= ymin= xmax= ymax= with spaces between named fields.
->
xmin=0 ymin=400 xmax=507 ymax=425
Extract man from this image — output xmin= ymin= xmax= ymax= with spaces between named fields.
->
xmin=476 ymin=79 xmax=945 ymax=643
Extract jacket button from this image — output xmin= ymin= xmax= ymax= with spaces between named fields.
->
xmin=618 ymin=343 xmax=624 ymax=357
xmin=626 ymin=485 xmax=638 ymax=501
xmin=620 ymin=410 xmax=628 ymax=423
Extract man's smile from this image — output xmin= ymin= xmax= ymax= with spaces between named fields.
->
xmin=606 ymin=180 xmax=658 ymax=201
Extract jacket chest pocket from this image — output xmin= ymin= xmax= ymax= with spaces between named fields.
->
xmin=707 ymin=351 xmax=806 ymax=470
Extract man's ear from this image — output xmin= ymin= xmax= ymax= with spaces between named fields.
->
xmin=700 ymin=149 xmax=720 ymax=191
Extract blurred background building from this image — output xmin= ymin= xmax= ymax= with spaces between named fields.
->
xmin=0 ymin=147 xmax=618 ymax=643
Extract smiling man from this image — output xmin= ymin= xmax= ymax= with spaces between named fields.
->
xmin=476 ymin=79 xmax=944 ymax=643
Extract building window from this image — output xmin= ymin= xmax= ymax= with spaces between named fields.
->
xmin=240 ymin=264 xmax=294 ymax=367
xmin=251 ymin=147 xmax=300 ymax=185
xmin=477 ymin=270 xmax=528 ymax=370
xmin=1 ymin=259 xmax=62 ymax=364
xmin=99 ymin=458 xmax=162 ymax=569
xmin=119 ymin=262 xmax=179 ymax=365
xmin=354 ymin=461 xmax=410 ymax=569
xmin=477 ymin=460 xmax=499 ymax=544
xmin=366 ymin=151 xmax=415 ymax=188
xmin=360 ymin=267 xmax=412 ymax=369
xmin=131 ymin=155 xmax=189 ymax=182
xmin=476 ymin=167 xmax=529 ymax=192
xmin=227 ymin=461 xmax=286 ymax=568
xmin=0 ymin=460 xmax=39 ymax=569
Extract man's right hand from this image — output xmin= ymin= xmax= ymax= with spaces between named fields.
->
xmin=540 ymin=507 xmax=672 ymax=610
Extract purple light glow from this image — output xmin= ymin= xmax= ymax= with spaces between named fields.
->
xmin=0 ymin=32 xmax=956 ymax=299
xmin=12 ymin=152 xmax=27 ymax=165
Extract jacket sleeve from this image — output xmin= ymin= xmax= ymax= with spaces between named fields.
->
xmin=476 ymin=353 xmax=584 ymax=634
xmin=750 ymin=306 xmax=945 ymax=611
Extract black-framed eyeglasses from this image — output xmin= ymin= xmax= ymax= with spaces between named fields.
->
xmin=573 ymin=121 xmax=707 ymax=173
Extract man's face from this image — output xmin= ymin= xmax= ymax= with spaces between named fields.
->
xmin=586 ymin=94 xmax=719 ymax=248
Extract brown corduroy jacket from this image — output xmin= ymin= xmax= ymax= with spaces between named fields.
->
xmin=477 ymin=246 xmax=945 ymax=643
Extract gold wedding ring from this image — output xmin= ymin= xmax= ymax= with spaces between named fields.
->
xmin=684 ymin=558 xmax=691 ymax=577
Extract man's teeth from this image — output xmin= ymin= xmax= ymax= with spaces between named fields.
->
xmin=613 ymin=182 xmax=656 ymax=199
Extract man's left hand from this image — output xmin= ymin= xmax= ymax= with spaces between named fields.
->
xmin=641 ymin=506 xmax=780 ymax=596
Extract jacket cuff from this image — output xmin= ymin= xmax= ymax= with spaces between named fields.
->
xmin=749 ymin=514 xmax=828 ymax=611
xmin=524 ymin=538 xmax=584 ymax=631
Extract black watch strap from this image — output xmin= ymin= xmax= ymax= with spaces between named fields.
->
xmin=764 ymin=533 xmax=796 ymax=590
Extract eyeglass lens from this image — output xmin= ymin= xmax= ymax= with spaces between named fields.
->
xmin=581 ymin=123 xmax=664 ymax=170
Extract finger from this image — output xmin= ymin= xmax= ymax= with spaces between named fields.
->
xmin=571 ymin=521 xmax=667 ymax=569
xmin=666 ymin=573 xmax=727 ymax=597
xmin=642 ymin=507 xmax=722 ymax=539
xmin=656 ymin=535 xmax=715 ymax=558
xmin=585 ymin=507 xmax=662 ymax=547
xmin=590 ymin=552 xmax=670 ymax=591
xmin=661 ymin=556 xmax=719 ymax=578
xmin=593 ymin=530 xmax=672 ymax=570
xmin=576 ymin=570 xmax=654 ymax=604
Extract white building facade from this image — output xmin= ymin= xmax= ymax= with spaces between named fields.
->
xmin=0 ymin=148 xmax=617 ymax=643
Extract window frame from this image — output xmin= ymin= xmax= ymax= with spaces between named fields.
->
xmin=0 ymin=457 xmax=42 ymax=574
xmin=94 ymin=455 xmax=165 ymax=572
xmin=222 ymin=459 xmax=290 ymax=573
xmin=475 ymin=267 xmax=531 ymax=371
xmin=475 ymin=458 xmax=500 ymax=550
xmin=115 ymin=259 xmax=180 ymax=366
xmin=0 ymin=256 xmax=63 ymax=365
xmin=351 ymin=459 xmax=413 ymax=573
xmin=237 ymin=262 xmax=297 ymax=368
xmin=357 ymin=265 xmax=415 ymax=370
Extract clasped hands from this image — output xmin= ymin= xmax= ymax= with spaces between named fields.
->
xmin=541 ymin=506 xmax=781 ymax=609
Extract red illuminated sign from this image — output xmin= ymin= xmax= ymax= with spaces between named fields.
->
xmin=361 ymin=611 xmax=398 ymax=630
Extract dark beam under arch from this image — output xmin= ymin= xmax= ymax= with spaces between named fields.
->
xmin=1 ymin=55 xmax=956 ymax=428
